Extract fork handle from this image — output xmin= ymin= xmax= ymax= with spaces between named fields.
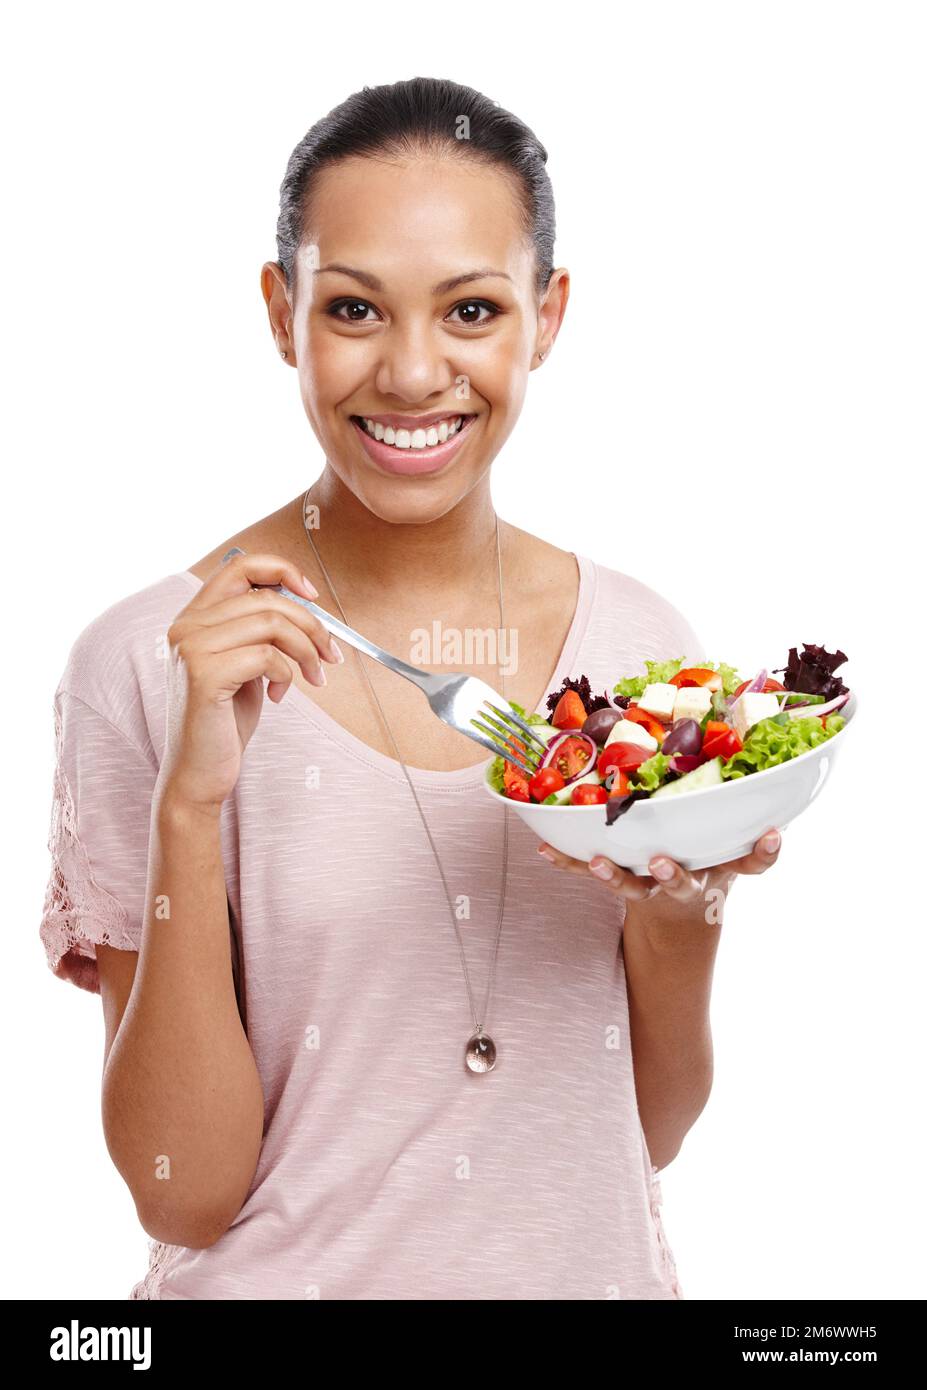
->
xmin=221 ymin=548 xmax=439 ymax=694
xmin=271 ymin=584 xmax=444 ymax=692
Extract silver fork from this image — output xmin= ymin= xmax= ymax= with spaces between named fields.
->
xmin=224 ymin=549 xmax=549 ymax=778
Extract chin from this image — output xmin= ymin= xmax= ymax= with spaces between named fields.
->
xmin=324 ymin=453 xmax=484 ymax=525
xmin=353 ymin=476 xmax=475 ymax=526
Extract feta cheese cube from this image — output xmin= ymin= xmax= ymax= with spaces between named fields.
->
xmin=672 ymin=686 xmax=713 ymax=723
xmin=637 ymin=682 xmax=678 ymax=721
xmin=731 ymin=691 xmax=781 ymax=741
xmin=604 ymin=716 xmax=658 ymax=753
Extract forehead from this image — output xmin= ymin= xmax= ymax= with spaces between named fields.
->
xmin=299 ymin=154 xmax=535 ymax=293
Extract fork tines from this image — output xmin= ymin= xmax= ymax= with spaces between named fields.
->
xmin=471 ymin=700 xmax=549 ymax=779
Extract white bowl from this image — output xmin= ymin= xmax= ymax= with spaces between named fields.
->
xmin=482 ymin=692 xmax=856 ymax=874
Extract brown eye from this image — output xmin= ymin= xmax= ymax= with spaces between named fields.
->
xmin=328 ymin=299 xmax=379 ymax=323
xmin=447 ymin=300 xmax=501 ymax=326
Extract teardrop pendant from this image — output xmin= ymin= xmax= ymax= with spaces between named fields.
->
xmin=465 ymin=1031 xmax=497 ymax=1074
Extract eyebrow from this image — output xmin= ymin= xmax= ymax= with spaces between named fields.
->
xmin=315 ymin=264 xmax=513 ymax=295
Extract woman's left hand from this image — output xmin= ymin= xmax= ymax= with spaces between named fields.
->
xmin=535 ymin=827 xmax=783 ymax=903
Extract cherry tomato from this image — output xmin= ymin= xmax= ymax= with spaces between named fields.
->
xmin=503 ymin=738 xmax=530 ymax=801
xmin=551 ymin=689 xmax=587 ymax=729
xmin=549 ymin=735 xmax=594 ymax=781
xmin=528 ymin=766 xmax=566 ymax=802
xmin=669 ymin=666 xmax=723 ymax=691
xmin=571 ymin=783 xmax=608 ymax=806
xmin=597 ymin=742 xmax=648 ymax=778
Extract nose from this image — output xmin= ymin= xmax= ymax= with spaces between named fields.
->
xmin=373 ymin=320 xmax=458 ymax=404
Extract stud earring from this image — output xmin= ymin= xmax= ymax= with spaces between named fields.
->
xmin=280 ymin=348 xmax=287 ymax=358
xmin=538 ymin=349 xmax=546 ymax=361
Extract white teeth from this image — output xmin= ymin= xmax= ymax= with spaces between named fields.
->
xmin=360 ymin=415 xmax=466 ymax=449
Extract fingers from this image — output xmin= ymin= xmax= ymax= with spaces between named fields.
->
xmin=189 ymin=550 xmax=320 ymax=614
xmin=177 ymin=610 xmax=330 ymax=688
xmin=198 ymin=643 xmax=296 ymax=699
xmin=641 ymin=856 xmax=710 ymax=900
xmin=188 ymin=588 xmax=342 ymax=667
xmin=536 ymin=843 xmax=658 ymax=901
xmin=536 ymin=830 xmax=784 ymax=904
xmin=722 ymin=827 xmax=783 ymax=876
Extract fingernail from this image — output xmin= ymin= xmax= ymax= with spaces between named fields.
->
xmin=537 ymin=846 xmax=555 ymax=862
xmin=301 ymin=574 xmax=319 ymax=599
xmin=763 ymin=831 xmax=781 ymax=853
xmin=315 ymin=666 xmax=327 ymax=686
xmin=329 ymin=638 xmax=345 ymax=664
xmin=590 ymin=859 xmax=614 ymax=880
xmin=652 ymin=859 xmax=675 ymax=881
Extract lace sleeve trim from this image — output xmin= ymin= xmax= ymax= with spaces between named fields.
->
xmin=648 ymin=1165 xmax=684 ymax=1299
xmin=39 ymin=700 xmax=140 ymax=994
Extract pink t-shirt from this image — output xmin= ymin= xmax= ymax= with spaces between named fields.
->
xmin=39 ymin=553 xmax=704 ymax=1300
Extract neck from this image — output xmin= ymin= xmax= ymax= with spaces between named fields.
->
xmin=298 ymin=466 xmax=504 ymax=604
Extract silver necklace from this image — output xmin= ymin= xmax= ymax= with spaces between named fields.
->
xmin=299 ymin=490 xmax=509 ymax=1075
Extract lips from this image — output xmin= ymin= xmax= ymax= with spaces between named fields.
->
xmin=349 ymin=413 xmax=478 ymax=477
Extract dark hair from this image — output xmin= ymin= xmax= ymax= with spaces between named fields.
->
xmin=275 ymin=77 xmax=556 ymax=298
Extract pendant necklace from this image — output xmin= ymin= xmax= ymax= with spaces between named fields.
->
xmin=299 ymin=490 xmax=510 ymax=1074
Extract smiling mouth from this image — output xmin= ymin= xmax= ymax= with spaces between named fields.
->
xmin=349 ymin=413 xmax=476 ymax=453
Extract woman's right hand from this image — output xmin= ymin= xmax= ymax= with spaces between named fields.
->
xmin=159 ymin=551 xmax=343 ymax=812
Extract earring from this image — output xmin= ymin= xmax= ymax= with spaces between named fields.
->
xmin=538 ymin=349 xmax=546 ymax=361
xmin=280 ymin=348 xmax=287 ymax=358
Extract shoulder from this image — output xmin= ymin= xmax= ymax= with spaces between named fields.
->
xmin=55 ymin=572 xmax=201 ymax=733
xmin=580 ymin=555 xmax=707 ymax=665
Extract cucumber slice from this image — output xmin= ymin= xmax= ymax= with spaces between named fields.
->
xmin=650 ymin=756 xmax=724 ymax=799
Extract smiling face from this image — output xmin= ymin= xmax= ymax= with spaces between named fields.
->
xmin=263 ymin=153 xmax=568 ymax=525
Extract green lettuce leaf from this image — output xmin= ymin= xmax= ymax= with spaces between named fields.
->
xmin=613 ymin=658 xmax=742 ymax=699
xmin=614 ymin=659 xmax=684 ymax=699
xmin=627 ymin=751 xmax=672 ymax=792
xmin=488 ymin=755 xmax=507 ymax=792
xmin=711 ymin=662 xmax=742 ymax=696
xmin=721 ymin=713 xmax=846 ymax=780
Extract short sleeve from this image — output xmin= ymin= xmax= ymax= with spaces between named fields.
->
xmin=39 ymin=689 xmax=158 ymax=994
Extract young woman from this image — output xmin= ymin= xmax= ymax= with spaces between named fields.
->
xmin=40 ymin=77 xmax=782 ymax=1301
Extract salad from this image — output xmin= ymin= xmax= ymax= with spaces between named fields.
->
xmin=487 ymin=642 xmax=850 ymax=823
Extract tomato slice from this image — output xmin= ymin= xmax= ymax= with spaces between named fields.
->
xmin=503 ymin=768 xmax=530 ymax=801
xmin=548 ymin=735 xmax=595 ymax=781
xmin=703 ymin=720 xmax=732 ymax=740
xmin=622 ymin=706 xmax=667 ymax=742
xmin=528 ymin=766 xmax=566 ymax=802
xmin=702 ymin=725 xmax=743 ymax=760
xmin=606 ymin=768 xmax=632 ymax=799
xmin=669 ymin=666 xmax=723 ymax=691
xmin=731 ymin=677 xmax=786 ymax=697
xmin=597 ymin=742 xmax=648 ymax=778
xmin=571 ymin=783 xmax=608 ymax=805
xmin=502 ymin=738 xmax=530 ymax=801
xmin=551 ymin=690 xmax=587 ymax=729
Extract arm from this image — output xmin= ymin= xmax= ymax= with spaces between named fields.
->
xmin=535 ymin=829 xmax=784 ymax=1170
xmin=621 ymin=882 xmax=728 ymax=1170
xmin=99 ymin=792 xmax=264 ymax=1248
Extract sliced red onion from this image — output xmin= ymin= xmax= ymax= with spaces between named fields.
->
xmin=727 ymin=669 xmax=767 ymax=714
xmin=540 ymin=732 xmax=598 ymax=785
xmin=783 ymin=690 xmax=850 ymax=720
xmin=774 ymin=691 xmax=815 ymax=711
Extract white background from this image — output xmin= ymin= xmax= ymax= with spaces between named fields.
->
xmin=4 ymin=0 xmax=924 ymax=1300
